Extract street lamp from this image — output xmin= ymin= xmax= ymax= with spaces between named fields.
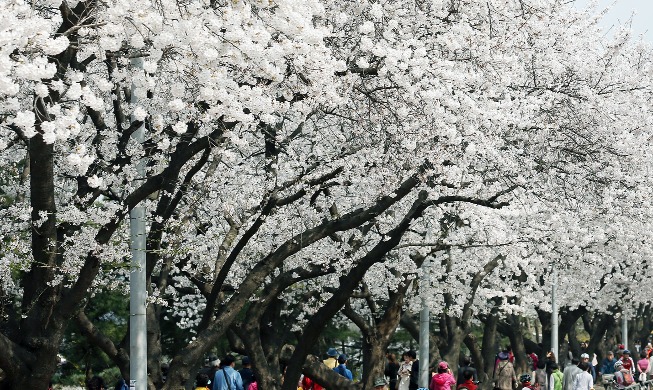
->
xmin=129 ymin=57 xmax=147 ymax=390
xmin=551 ymin=268 xmax=559 ymax=360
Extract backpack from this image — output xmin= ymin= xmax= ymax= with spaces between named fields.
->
xmin=621 ymin=370 xmax=634 ymax=386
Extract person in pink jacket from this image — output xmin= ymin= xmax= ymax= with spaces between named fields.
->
xmin=431 ymin=361 xmax=457 ymax=390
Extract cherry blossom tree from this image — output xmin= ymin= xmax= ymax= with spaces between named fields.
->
xmin=2 ymin=0 xmax=653 ymax=389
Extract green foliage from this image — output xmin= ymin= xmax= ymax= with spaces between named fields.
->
xmin=55 ymin=290 xmax=129 ymax=385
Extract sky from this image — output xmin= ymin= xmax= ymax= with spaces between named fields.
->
xmin=574 ymin=0 xmax=653 ymax=41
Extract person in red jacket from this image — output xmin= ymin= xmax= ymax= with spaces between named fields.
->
xmin=457 ymin=369 xmax=478 ymax=390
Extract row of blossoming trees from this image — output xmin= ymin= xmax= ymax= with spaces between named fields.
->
xmin=1 ymin=0 xmax=653 ymax=388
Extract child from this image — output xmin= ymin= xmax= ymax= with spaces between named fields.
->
xmin=457 ymin=369 xmax=478 ymax=390
xmin=519 ymin=374 xmax=535 ymax=390
xmin=195 ymin=373 xmax=211 ymax=390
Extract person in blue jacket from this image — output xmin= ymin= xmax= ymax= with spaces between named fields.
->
xmin=213 ymin=355 xmax=243 ymax=390
xmin=600 ymin=351 xmax=617 ymax=377
xmin=334 ymin=354 xmax=353 ymax=380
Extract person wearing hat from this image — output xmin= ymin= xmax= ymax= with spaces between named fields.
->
xmin=239 ymin=356 xmax=254 ymax=390
xmin=430 ymin=361 xmax=456 ymax=390
xmin=494 ymin=352 xmax=517 ymax=390
xmin=600 ymin=351 xmax=617 ymax=377
xmin=619 ymin=350 xmax=635 ymax=374
xmin=324 ymin=348 xmax=339 ymax=369
xmin=579 ymin=353 xmax=596 ymax=382
xmin=519 ymin=373 xmax=535 ymax=390
xmin=373 ymin=377 xmax=389 ymax=390
xmin=614 ymin=360 xmax=635 ymax=389
xmin=333 ymin=354 xmax=353 ymax=380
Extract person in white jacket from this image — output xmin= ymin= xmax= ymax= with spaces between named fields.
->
xmin=573 ymin=362 xmax=594 ymax=390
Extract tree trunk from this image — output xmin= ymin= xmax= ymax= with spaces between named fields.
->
xmin=508 ymin=314 xmax=528 ymax=375
xmin=443 ymin=323 xmax=466 ymax=370
xmin=481 ymin=313 xmax=499 ymax=381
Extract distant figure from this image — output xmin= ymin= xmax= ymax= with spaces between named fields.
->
xmin=87 ymin=376 xmax=106 ymax=390
xmin=324 ymin=348 xmax=339 ymax=369
xmin=562 ymin=358 xmax=582 ymax=390
xmin=373 ymin=377 xmax=389 ymax=390
xmin=457 ymin=369 xmax=478 ymax=390
xmin=572 ymin=362 xmax=594 ymax=390
xmin=398 ymin=351 xmax=414 ymax=390
xmin=533 ymin=360 xmax=547 ymax=390
xmin=196 ymin=373 xmax=211 ymax=390
xmin=408 ymin=350 xmax=419 ymax=390
xmin=239 ymin=356 xmax=255 ymax=390
xmin=600 ymin=352 xmax=617 ymax=376
xmin=114 ymin=378 xmax=129 ymax=390
xmin=430 ymin=361 xmax=456 ymax=390
xmin=580 ymin=353 xmax=596 ymax=382
xmin=213 ymin=355 xmax=244 ymax=390
xmin=333 ymin=354 xmax=353 ymax=380
xmin=620 ymin=350 xmax=635 ymax=374
xmin=385 ymin=353 xmax=400 ymax=390
xmin=457 ymin=356 xmax=477 ymax=385
xmin=494 ymin=352 xmax=517 ymax=390
xmin=637 ymin=351 xmax=649 ymax=382
xmin=520 ymin=373 xmax=535 ymax=390
xmin=550 ymin=363 xmax=563 ymax=390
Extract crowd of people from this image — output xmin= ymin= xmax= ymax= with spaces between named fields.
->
xmin=79 ymin=343 xmax=653 ymax=390
xmin=489 ymin=344 xmax=653 ymax=390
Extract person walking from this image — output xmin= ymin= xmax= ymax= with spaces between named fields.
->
xmin=580 ymin=354 xmax=596 ymax=382
xmin=572 ymin=362 xmax=594 ymax=390
xmin=457 ymin=356 xmax=478 ymax=386
xmin=196 ymin=373 xmax=211 ymax=390
xmin=213 ymin=355 xmax=244 ymax=390
xmin=563 ymin=359 xmax=582 ymax=390
xmin=457 ymin=369 xmax=478 ymax=390
xmin=637 ymin=351 xmax=649 ymax=382
xmin=550 ymin=363 xmax=563 ymax=390
xmin=239 ymin=356 xmax=255 ymax=390
xmin=333 ymin=354 xmax=353 ymax=380
xmin=534 ymin=360 xmax=548 ymax=390
xmin=324 ymin=348 xmax=339 ymax=369
xmin=495 ymin=352 xmax=517 ymax=390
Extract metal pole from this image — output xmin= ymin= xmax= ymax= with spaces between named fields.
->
xmin=551 ymin=268 xmax=559 ymax=361
xmin=129 ymin=57 xmax=147 ymax=390
xmin=419 ymin=296 xmax=429 ymax=388
xmin=419 ymin=263 xmax=430 ymax=388
xmin=623 ymin=315 xmax=628 ymax=351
